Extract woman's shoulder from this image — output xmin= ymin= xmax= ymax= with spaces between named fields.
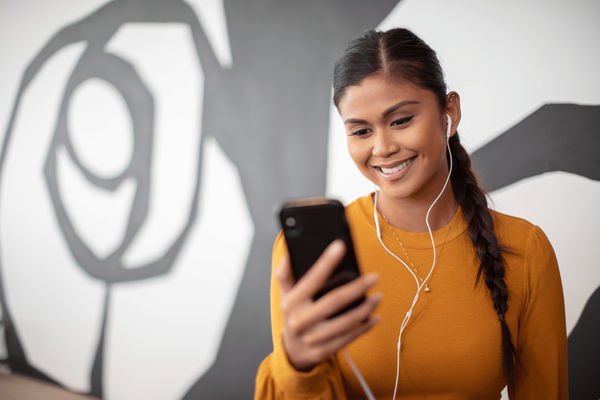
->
xmin=344 ymin=193 xmax=372 ymax=209
xmin=490 ymin=208 xmax=544 ymax=244
xmin=344 ymin=193 xmax=374 ymax=225
xmin=490 ymin=208 xmax=556 ymax=266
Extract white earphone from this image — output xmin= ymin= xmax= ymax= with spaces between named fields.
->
xmin=348 ymin=112 xmax=456 ymax=400
xmin=380 ymin=112 xmax=454 ymax=399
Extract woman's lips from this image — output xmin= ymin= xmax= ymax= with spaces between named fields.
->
xmin=375 ymin=156 xmax=416 ymax=179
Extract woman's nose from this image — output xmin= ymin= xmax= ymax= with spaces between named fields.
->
xmin=372 ymin=130 xmax=400 ymax=157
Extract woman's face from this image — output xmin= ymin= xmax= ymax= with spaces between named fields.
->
xmin=337 ymin=74 xmax=454 ymax=203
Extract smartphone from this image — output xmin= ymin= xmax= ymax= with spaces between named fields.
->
xmin=278 ymin=197 xmax=365 ymax=316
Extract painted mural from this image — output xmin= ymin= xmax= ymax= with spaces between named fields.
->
xmin=0 ymin=0 xmax=598 ymax=399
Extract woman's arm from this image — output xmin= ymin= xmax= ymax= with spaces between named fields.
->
xmin=511 ymin=226 xmax=568 ymax=398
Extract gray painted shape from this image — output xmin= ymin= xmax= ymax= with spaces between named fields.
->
xmin=45 ymin=49 xmax=156 ymax=283
xmin=0 ymin=0 xmax=401 ymax=398
xmin=0 ymin=0 xmax=221 ymax=396
xmin=471 ymin=103 xmax=600 ymax=191
xmin=471 ymin=102 xmax=600 ymax=398
xmin=184 ymin=1 xmax=400 ymax=398
xmin=568 ymin=286 xmax=600 ymax=399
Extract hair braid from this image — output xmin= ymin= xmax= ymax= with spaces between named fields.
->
xmin=449 ymin=134 xmax=518 ymax=387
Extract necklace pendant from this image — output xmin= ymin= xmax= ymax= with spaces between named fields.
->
xmin=424 ymin=285 xmax=430 ymax=293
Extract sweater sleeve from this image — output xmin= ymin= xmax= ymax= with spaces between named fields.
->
xmin=254 ymin=232 xmax=347 ymax=399
xmin=512 ymin=226 xmax=568 ymax=399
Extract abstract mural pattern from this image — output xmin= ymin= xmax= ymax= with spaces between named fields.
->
xmin=1 ymin=1 xmax=598 ymax=399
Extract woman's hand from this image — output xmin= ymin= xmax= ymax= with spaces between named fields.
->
xmin=277 ymin=239 xmax=382 ymax=372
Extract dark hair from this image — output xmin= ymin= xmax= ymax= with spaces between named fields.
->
xmin=333 ymin=28 xmax=517 ymax=388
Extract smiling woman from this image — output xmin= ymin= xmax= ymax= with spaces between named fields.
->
xmin=339 ymin=76 xmax=458 ymax=231
xmin=255 ymin=28 xmax=568 ymax=400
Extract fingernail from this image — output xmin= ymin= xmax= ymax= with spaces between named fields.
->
xmin=331 ymin=239 xmax=345 ymax=252
xmin=371 ymin=292 xmax=383 ymax=303
xmin=365 ymin=273 xmax=378 ymax=285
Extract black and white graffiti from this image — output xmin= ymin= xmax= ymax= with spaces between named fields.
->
xmin=1 ymin=0 xmax=598 ymax=399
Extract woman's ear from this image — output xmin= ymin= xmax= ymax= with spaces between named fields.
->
xmin=445 ymin=91 xmax=461 ymax=137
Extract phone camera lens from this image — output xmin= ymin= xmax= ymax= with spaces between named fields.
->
xmin=285 ymin=217 xmax=296 ymax=228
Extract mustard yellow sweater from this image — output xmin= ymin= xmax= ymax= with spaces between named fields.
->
xmin=255 ymin=194 xmax=568 ymax=399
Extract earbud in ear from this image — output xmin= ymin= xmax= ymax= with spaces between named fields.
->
xmin=446 ymin=114 xmax=452 ymax=138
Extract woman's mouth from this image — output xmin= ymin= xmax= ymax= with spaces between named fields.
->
xmin=376 ymin=157 xmax=416 ymax=179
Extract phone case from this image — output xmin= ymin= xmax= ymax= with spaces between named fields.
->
xmin=279 ymin=198 xmax=364 ymax=315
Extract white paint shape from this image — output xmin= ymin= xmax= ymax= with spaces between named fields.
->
xmin=105 ymin=24 xmax=204 ymax=269
xmin=326 ymin=92 xmax=373 ymax=204
xmin=105 ymin=137 xmax=253 ymax=400
xmin=68 ymin=78 xmax=134 ymax=178
xmin=0 ymin=0 xmax=111 ymax=150
xmin=185 ymin=0 xmax=233 ymax=68
xmin=0 ymin=42 xmax=105 ymax=392
xmin=378 ymin=0 xmax=600 ymax=153
xmin=56 ymin=147 xmax=136 ymax=259
xmin=490 ymin=172 xmax=600 ymax=334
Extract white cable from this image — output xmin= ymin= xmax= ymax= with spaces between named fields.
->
xmin=381 ymin=130 xmax=453 ymax=400
xmin=373 ymin=199 xmax=421 ymax=290
xmin=344 ymin=349 xmax=376 ymax=400
xmin=346 ymin=118 xmax=454 ymax=400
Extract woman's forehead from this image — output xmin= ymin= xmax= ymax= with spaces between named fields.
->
xmin=337 ymin=75 xmax=434 ymax=118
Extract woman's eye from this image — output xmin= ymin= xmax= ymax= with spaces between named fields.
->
xmin=350 ymin=128 xmax=371 ymax=136
xmin=391 ymin=115 xmax=414 ymax=126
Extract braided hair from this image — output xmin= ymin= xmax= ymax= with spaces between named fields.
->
xmin=449 ymin=134 xmax=517 ymax=385
xmin=333 ymin=28 xmax=517 ymax=387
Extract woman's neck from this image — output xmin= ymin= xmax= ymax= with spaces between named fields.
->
xmin=375 ymin=187 xmax=458 ymax=233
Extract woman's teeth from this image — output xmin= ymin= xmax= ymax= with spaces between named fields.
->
xmin=380 ymin=158 xmax=413 ymax=174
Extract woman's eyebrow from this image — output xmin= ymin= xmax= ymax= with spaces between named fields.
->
xmin=344 ymin=100 xmax=419 ymax=125
xmin=344 ymin=117 xmax=367 ymax=125
xmin=382 ymin=100 xmax=419 ymax=118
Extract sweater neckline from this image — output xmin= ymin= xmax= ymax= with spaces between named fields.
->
xmin=353 ymin=192 xmax=468 ymax=250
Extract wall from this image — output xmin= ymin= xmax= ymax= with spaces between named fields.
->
xmin=0 ymin=0 xmax=598 ymax=399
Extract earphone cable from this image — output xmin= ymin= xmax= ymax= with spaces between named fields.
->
xmin=344 ymin=349 xmax=376 ymax=400
xmin=348 ymin=117 xmax=454 ymax=400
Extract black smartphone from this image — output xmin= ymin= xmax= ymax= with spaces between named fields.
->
xmin=278 ymin=197 xmax=365 ymax=316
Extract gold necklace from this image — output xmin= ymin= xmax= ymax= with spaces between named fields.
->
xmin=380 ymin=214 xmax=431 ymax=292
xmin=379 ymin=212 xmax=453 ymax=293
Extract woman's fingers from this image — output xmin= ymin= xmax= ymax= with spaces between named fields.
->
xmin=278 ymin=239 xmax=382 ymax=371
xmin=289 ymin=272 xmax=379 ymax=334
xmin=276 ymin=254 xmax=294 ymax=295
xmin=314 ymin=272 xmax=379 ymax=319
xmin=284 ymin=239 xmax=347 ymax=308
xmin=304 ymin=315 xmax=381 ymax=365
xmin=303 ymin=292 xmax=383 ymax=346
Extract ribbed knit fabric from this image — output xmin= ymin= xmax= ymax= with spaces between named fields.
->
xmin=255 ymin=194 xmax=568 ymax=399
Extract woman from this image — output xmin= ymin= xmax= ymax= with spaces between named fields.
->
xmin=255 ymin=28 xmax=568 ymax=399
